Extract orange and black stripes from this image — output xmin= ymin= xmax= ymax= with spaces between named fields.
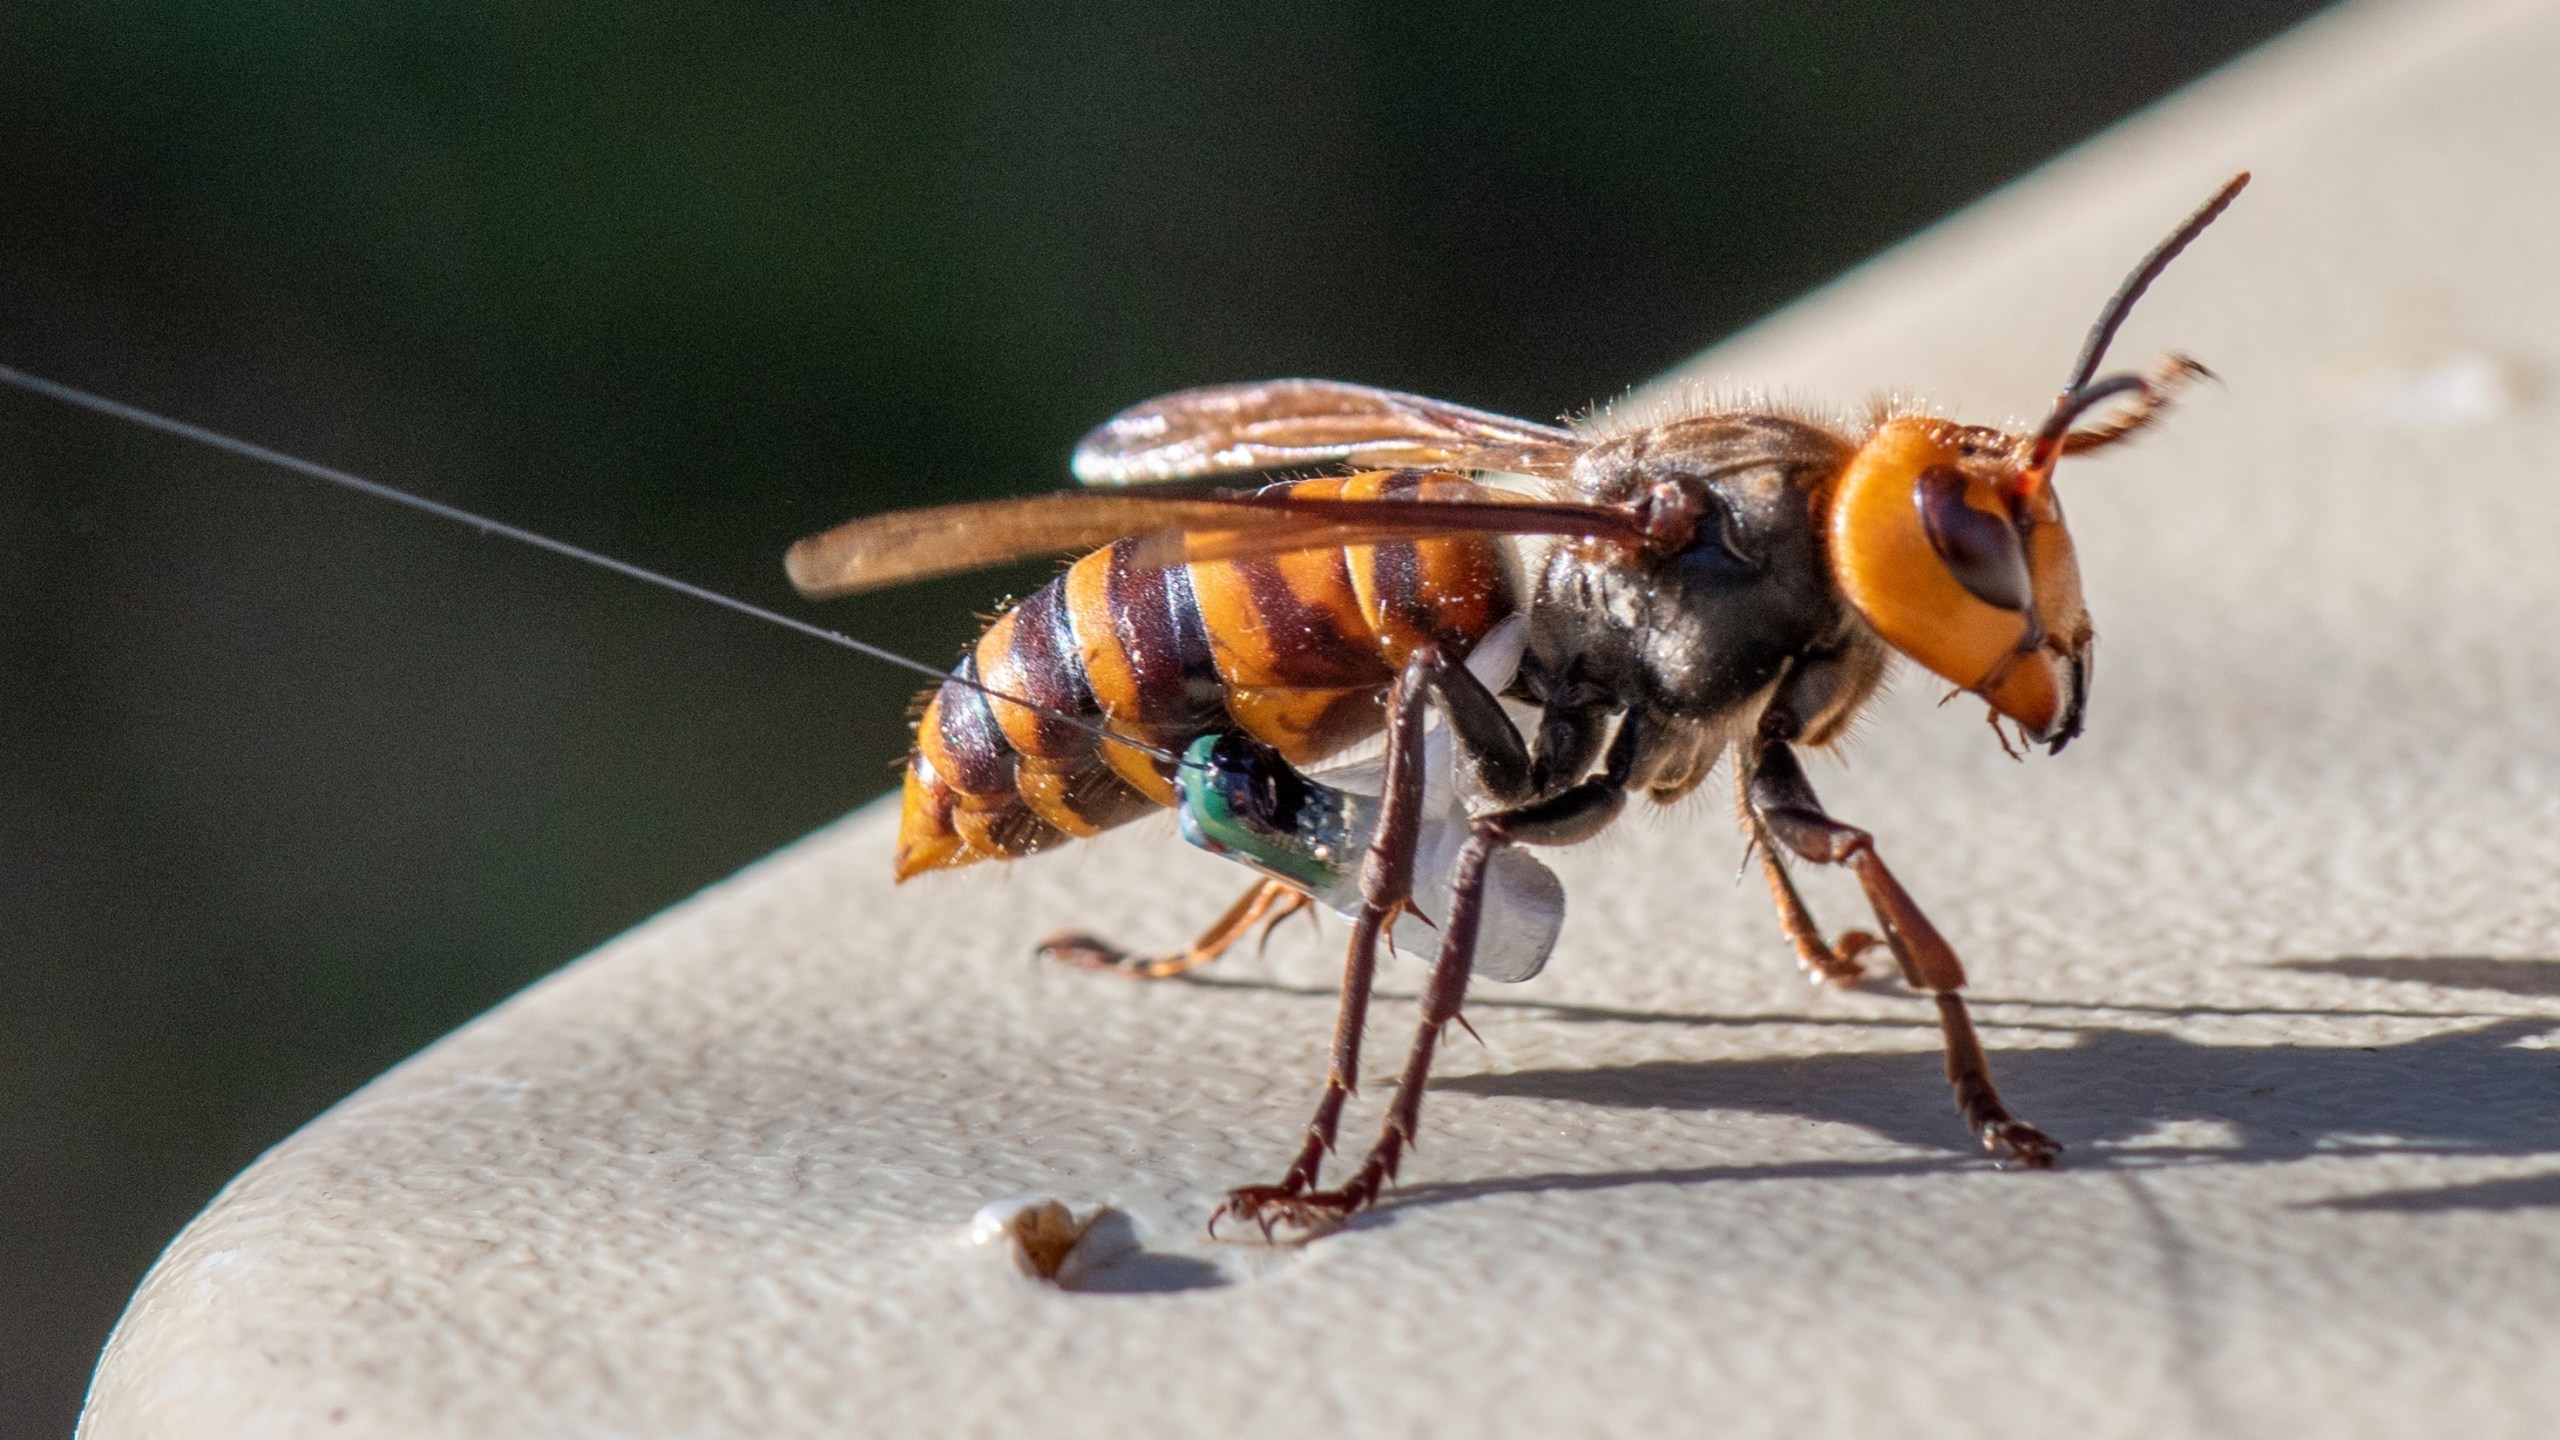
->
xmin=895 ymin=471 xmax=1516 ymax=878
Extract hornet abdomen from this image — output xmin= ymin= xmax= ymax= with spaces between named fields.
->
xmin=895 ymin=471 xmax=1514 ymax=878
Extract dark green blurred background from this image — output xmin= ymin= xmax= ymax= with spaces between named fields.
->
xmin=2 ymin=3 xmax=2327 ymax=1430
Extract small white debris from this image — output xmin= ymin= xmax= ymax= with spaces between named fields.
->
xmin=968 ymin=1196 xmax=1130 ymax=1283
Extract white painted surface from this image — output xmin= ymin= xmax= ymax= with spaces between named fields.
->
xmin=83 ymin=1 xmax=2560 ymax=1434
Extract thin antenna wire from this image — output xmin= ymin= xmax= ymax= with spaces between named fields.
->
xmin=0 ymin=362 xmax=1181 ymax=766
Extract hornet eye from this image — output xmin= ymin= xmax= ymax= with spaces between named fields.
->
xmin=1914 ymin=465 xmax=2031 ymax=613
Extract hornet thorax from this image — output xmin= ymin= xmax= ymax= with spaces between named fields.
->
xmin=1512 ymin=410 xmax=1884 ymax=799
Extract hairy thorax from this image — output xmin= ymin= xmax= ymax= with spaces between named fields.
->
xmin=1516 ymin=408 xmax=1887 ymax=800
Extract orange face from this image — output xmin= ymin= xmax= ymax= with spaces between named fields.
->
xmin=1826 ymin=415 xmax=2093 ymax=749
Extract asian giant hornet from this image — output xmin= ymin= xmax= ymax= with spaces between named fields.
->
xmin=784 ymin=174 xmax=2250 ymax=1235
xmin=0 ymin=174 xmax=2247 ymax=1241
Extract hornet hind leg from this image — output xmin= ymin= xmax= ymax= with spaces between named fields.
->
xmin=1039 ymin=878 xmax=1310 ymax=980
xmin=1215 ymin=685 xmax=1623 ymax=1239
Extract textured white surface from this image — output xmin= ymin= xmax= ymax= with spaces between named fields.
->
xmin=83 ymin=1 xmax=2560 ymax=1435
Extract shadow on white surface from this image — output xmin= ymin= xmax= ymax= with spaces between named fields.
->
xmin=2277 ymin=955 xmax=2560 ymax=999
xmin=2321 ymin=1170 xmax=2560 ymax=1213
xmin=1422 ymin=1005 xmax=2560 ymax=1206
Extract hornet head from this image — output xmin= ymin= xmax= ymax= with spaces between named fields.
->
xmin=1821 ymin=173 xmax=2247 ymax=753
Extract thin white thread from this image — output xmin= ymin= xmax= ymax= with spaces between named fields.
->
xmin=0 ymin=362 xmax=1179 ymax=766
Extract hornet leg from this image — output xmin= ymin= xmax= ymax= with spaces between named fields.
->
xmin=1039 ymin=878 xmax=1310 ymax=980
xmin=1743 ymin=733 xmax=2061 ymax=1168
xmin=1738 ymin=764 xmax=1880 ymax=987
xmin=1212 ymin=643 xmax=1539 ymax=1236
xmin=1218 ymin=717 xmax=1633 ymax=1236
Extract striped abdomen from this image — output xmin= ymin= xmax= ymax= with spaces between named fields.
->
xmin=895 ymin=471 xmax=1515 ymax=878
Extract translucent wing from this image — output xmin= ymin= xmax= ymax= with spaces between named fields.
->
xmin=785 ymin=482 xmax=1644 ymax=599
xmin=1071 ymin=379 xmax=1584 ymax=486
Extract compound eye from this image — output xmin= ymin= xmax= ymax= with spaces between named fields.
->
xmin=1914 ymin=465 xmax=2031 ymax=613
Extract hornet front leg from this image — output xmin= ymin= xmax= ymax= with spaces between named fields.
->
xmin=1743 ymin=730 xmax=2061 ymax=1168
xmin=1741 ymin=768 xmax=1884 ymax=989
